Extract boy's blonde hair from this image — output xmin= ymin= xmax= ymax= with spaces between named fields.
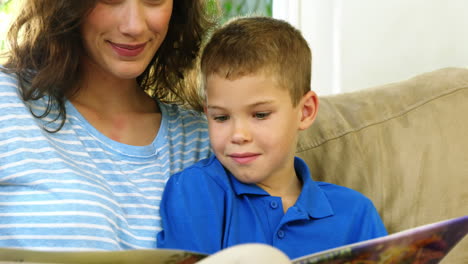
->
xmin=200 ymin=16 xmax=312 ymax=106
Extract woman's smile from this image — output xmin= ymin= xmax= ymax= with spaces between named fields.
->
xmin=108 ymin=41 xmax=147 ymax=57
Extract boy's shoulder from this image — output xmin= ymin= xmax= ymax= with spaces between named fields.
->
xmin=295 ymin=157 xmax=372 ymax=205
xmin=175 ymin=154 xmax=219 ymax=174
xmin=169 ymin=155 xmax=231 ymax=190
xmin=315 ymin=181 xmax=373 ymax=206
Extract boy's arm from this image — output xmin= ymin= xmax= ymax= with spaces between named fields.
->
xmin=157 ymin=168 xmax=227 ymax=255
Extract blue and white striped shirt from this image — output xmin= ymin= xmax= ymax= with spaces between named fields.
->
xmin=0 ymin=71 xmax=211 ymax=251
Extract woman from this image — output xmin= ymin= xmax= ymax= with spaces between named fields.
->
xmin=0 ymin=0 xmax=214 ymax=250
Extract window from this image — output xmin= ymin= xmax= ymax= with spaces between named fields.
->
xmin=0 ymin=0 xmax=15 ymax=53
xmin=210 ymin=0 xmax=273 ymax=22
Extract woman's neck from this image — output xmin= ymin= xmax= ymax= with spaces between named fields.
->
xmin=71 ymin=79 xmax=150 ymax=114
xmin=68 ymin=63 xmax=161 ymax=146
xmin=71 ymin=62 xmax=150 ymax=112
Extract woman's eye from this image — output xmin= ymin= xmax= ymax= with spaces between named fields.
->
xmin=100 ymin=0 xmax=121 ymax=5
xmin=254 ymin=112 xmax=270 ymax=119
xmin=213 ymin=115 xmax=229 ymax=122
xmin=144 ymin=0 xmax=164 ymax=5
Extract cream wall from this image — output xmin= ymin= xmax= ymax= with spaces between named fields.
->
xmin=274 ymin=0 xmax=468 ymax=95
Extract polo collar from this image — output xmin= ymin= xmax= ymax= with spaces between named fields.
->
xmin=228 ymin=157 xmax=334 ymax=219
xmin=293 ymin=157 xmax=334 ymax=219
xmin=229 ymin=170 xmax=270 ymax=196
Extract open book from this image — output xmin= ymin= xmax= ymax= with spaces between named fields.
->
xmin=0 ymin=215 xmax=466 ymax=264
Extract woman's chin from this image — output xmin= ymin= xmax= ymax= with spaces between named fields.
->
xmin=110 ymin=65 xmax=148 ymax=80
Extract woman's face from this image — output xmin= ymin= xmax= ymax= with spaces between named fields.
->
xmin=81 ymin=0 xmax=173 ymax=80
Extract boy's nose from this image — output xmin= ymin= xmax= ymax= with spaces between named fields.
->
xmin=231 ymin=122 xmax=251 ymax=144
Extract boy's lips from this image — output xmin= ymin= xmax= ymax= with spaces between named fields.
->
xmin=228 ymin=153 xmax=260 ymax=165
xmin=109 ymin=41 xmax=147 ymax=57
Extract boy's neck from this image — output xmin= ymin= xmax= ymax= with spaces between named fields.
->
xmin=257 ymin=172 xmax=303 ymax=213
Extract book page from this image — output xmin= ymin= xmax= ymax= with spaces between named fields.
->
xmin=0 ymin=248 xmax=206 ymax=264
xmin=197 ymin=243 xmax=291 ymax=264
xmin=292 ymin=216 xmax=468 ymax=264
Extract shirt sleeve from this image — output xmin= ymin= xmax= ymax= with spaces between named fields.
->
xmin=357 ymin=199 xmax=388 ymax=240
xmin=156 ymin=167 xmax=227 ymax=255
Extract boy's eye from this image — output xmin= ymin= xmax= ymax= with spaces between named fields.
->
xmin=254 ymin=112 xmax=271 ymax=119
xmin=213 ymin=115 xmax=229 ymax=122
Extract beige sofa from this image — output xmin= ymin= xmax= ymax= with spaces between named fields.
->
xmin=297 ymin=67 xmax=468 ymax=263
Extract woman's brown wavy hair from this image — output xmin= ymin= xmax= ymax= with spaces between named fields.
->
xmin=1 ymin=0 xmax=216 ymax=131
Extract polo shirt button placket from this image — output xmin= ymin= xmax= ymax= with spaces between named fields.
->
xmin=270 ymin=201 xmax=278 ymax=209
xmin=277 ymin=230 xmax=285 ymax=239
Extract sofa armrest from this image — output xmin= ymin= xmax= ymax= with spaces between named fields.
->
xmin=297 ymin=67 xmax=468 ymax=263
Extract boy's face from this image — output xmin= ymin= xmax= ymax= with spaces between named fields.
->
xmin=204 ymin=73 xmax=311 ymax=187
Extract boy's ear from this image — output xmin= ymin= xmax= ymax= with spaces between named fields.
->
xmin=298 ymin=90 xmax=319 ymax=131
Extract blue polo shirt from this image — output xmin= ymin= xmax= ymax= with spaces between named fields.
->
xmin=157 ymin=156 xmax=387 ymax=259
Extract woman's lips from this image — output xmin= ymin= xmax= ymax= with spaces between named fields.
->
xmin=229 ymin=153 xmax=260 ymax=165
xmin=109 ymin=42 xmax=146 ymax=57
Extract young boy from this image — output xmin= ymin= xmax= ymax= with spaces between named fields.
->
xmin=157 ymin=16 xmax=387 ymax=259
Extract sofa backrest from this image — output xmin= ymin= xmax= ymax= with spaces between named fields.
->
xmin=297 ymin=67 xmax=468 ymax=263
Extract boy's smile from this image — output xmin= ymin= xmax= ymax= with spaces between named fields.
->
xmin=228 ymin=152 xmax=261 ymax=165
xmin=205 ymin=73 xmax=305 ymax=190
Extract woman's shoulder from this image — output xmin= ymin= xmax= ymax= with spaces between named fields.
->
xmin=160 ymin=102 xmax=206 ymax=120
xmin=0 ymin=70 xmax=19 ymax=92
xmin=159 ymin=102 xmax=208 ymax=130
xmin=0 ymin=70 xmax=25 ymax=107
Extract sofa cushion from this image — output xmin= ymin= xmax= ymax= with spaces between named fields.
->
xmin=297 ymin=67 xmax=468 ymax=263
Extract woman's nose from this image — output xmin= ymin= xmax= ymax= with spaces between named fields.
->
xmin=119 ymin=2 xmax=146 ymax=37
